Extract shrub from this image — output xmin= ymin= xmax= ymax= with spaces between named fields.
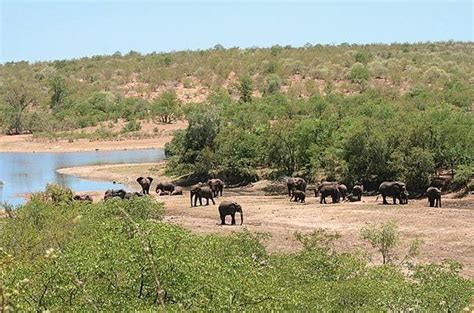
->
xmin=349 ymin=63 xmax=370 ymax=84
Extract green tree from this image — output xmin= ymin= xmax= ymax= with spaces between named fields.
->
xmin=49 ymin=76 xmax=68 ymax=112
xmin=1 ymin=82 xmax=36 ymax=135
xmin=237 ymin=75 xmax=253 ymax=103
xmin=152 ymin=90 xmax=182 ymax=123
xmin=349 ymin=63 xmax=370 ymax=84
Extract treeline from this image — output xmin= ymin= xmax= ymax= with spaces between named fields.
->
xmin=165 ymin=87 xmax=473 ymax=192
xmin=0 ymin=188 xmax=471 ymax=311
xmin=1 ymin=42 xmax=473 ymax=135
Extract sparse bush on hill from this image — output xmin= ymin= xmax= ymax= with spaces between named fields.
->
xmin=0 ymin=188 xmax=472 ymax=311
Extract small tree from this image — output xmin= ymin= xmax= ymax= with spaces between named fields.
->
xmin=360 ymin=221 xmax=422 ymax=265
xmin=152 ymin=90 xmax=182 ymax=123
xmin=237 ymin=76 xmax=253 ymax=103
xmin=349 ymin=63 xmax=370 ymax=84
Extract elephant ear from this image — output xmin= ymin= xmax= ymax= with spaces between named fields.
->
xmin=147 ymin=177 xmax=153 ymax=183
xmin=136 ymin=177 xmax=144 ymax=183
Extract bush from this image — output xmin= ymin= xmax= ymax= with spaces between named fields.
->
xmin=349 ymin=63 xmax=370 ymax=84
xmin=0 ymin=193 xmax=471 ymax=311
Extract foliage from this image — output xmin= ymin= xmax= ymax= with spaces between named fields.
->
xmin=0 ymin=192 xmax=472 ymax=311
xmin=349 ymin=62 xmax=370 ymax=84
xmin=360 ymin=221 xmax=422 ymax=265
xmin=237 ymin=75 xmax=253 ymax=103
xmin=151 ymin=90 xmax=182 ymax=123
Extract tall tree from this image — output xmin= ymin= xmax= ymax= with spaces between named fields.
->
xmin=2 ymin=82 xmax=36 ymax=135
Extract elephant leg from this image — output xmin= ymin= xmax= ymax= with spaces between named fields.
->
xmin=392 ymin=196 xmax=397 ymax=204
xmin=205 ymin=198 xmax=209 ymax=206
xmin=382 ymin=195 xmax=388 ymax=205
xmin=211 ymin=197 xmax=215 ymax=205
xmin=438 ymin=197 xmax=441 ymax=208
xmin=220 ymin=214 xmax=226 ymax=225
xmin=231 ymin=213 xmax=236 ymax=225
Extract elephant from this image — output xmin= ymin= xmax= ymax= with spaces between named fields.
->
xmin=352 ymin=184 xmax=364 ymax=201
xmin=286 ymin=177 xmax=307 ymax=197
xmin=338 ymin=184 xmax=348 ymax=200
xmin=136 ymin=177 xmax=153 ymax=194
xmin=155 ymin=182 xmax=175 ymax=194
xmin=345 ymin=194 xmax=360 ymax=202
xmin=104 ymin=189 xmax=126 ymax=200
xmin=190 ymin=183 xmax=215 ymax=207
xmin=218 ymin=201 xmax=243 ymax=225
xmin=158 ymin=190 xmax=170 ymax=196
xmin=426 ymin=187 xmax=441 ymax=207
xmin=207 ymin=178 xmax=224 ymax=197
xmin=124 ymin=192 xmax=143 ymax=200
xmin=171 ymin=187 xmax=183 ymax=196
xmin=315 ymin=182 xmax=341 ymax=204
xmin=73 ymin=194 xmax=93 ymax=202
xmin=290 ymin=190 xmax=306 ymax=203
xmin=378 ymin=181 xmax=407 ymax=205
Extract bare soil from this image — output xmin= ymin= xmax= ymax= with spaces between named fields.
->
xmin=60 ymin=162 xmax=474 ymax=277
xmin=0 ymin=120 xmax=187 ymax=153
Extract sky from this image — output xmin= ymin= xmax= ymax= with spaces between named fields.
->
xmin=0 ymin=0 xmax=472 ymax=63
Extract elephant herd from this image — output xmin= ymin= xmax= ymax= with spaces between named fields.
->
xmin=287 ymin=177 xmax=442 ymax=208
xmin=72 ymin=177 xmax=242 ymax=226
xmin=72 ymin=175 xmax=444 ymax=227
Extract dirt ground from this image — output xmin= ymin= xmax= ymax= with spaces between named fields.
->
xmin=0 ymin=120 xmax=187 ymax=153
xmin=61 ymin=162 xmax=474 ymax=277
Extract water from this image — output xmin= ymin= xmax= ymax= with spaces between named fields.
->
xmin=0 ymin=149 xmax=165 ymax=206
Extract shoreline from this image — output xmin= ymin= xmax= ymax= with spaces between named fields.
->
xmin=0 ymin=120 xmax=187 ymax=153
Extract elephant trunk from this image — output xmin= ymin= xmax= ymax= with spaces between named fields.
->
xmin=240 ymin=211 xmax=244 ymax=225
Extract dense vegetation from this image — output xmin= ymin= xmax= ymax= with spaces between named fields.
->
xmin=1 ymin=186 xmax=472 ymax=311
xmin=1 ymin=42 xmax=473 ymax=190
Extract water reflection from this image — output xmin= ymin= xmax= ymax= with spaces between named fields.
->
xmin=0 ymin=149 xmax=164 ymax=206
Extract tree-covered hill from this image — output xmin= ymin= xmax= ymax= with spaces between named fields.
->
xmin=1 ymin=42 xmax=473 ymax=191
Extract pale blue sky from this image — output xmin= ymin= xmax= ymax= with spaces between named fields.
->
xmin=1 ymin=1 xmax=472 ymax=63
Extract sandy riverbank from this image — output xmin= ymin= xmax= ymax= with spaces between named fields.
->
xmin=0 ymin=120 xmax=187 ymax=153
xmin=58 ymin=162 xmax=474 ymax=277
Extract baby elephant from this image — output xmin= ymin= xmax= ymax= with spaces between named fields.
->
xmin=426 ymin=187 xmax=441 ymax=207
xmin=170 ymin=187 xmax=183 ymax=196
xmin=218 ymin=201 xmax=243 ymax=225
xmin=124 ymin=192 xmax=143 ymax=200
xmin=136 ymin=177 xmax=153 ymax=194
xmin=290 ymin=190 xmax=305 ymax=203
xmin=73 ymin=194 xmax=93 ymax=202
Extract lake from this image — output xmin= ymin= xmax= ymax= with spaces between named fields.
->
xmin=0 ymin=149 xmax=165 ymax=206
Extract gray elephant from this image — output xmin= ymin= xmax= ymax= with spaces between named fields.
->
xmin=155 ymin=182 xmax=175 ymax=194
xmin=136 ymin=176 xmax=153 ymax=194
xmin=73 ymin=194 xmax=93 ymax=202
xmin=218 ymin=201 xmax=243 ymax=225
xmin=378 ymin=181 xmax=407 ymax=205
xmin=338 ymin=184 xmax=348 ymax=200
xmin=171 ymin=187 xmax=183 ymax=196
xmin=190 ymin=183 xmax=215 ymax=207
xmin=207 ymin=178 xmax=224 ymax=197
xmin=426 ymin=187 xmax=441 ymax=207
xmin=315 ymin=182 xmax=340 ymax=204
xmin=104 ymin=189 xmax=126 ymax=200
xmin=352 ymin=184 xmax=364 ymax=201
xmin=290 ymin=189 xmax=306 ymax=203
xmin=124 ymin=192 xmax=143 ymax=200
xmin=287 ymin=177 xmax=307 ymax=197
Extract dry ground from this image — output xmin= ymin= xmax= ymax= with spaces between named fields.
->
xmin=0 ymin=120 xmax=187 ymax=153
xmin=61 ymin=162 xmax=474 ymax=277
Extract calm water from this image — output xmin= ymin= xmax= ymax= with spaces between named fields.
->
xmin=0 ymin=149 xmax=164 ymax=206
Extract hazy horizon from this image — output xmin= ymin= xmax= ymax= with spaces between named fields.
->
xmin=1 ymin=1 xmax=473 ymax=63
